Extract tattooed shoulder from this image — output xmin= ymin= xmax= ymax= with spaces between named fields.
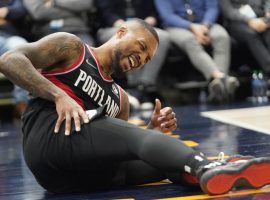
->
xmin=28 ymin=32 xmax=84 ymax=68
xmin=56 ymin=33 xmax=83 ymax=58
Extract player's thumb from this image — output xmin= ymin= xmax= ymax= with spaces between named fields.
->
xmin=154 ymin=99 xmax=161 ymax=114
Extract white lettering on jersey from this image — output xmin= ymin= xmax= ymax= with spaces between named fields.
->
xmin=74 ymin=69 xmax=120 ymax=117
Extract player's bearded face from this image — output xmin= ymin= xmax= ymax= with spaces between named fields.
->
xmin=111 ymin=49 xmax=125 ymax=78
xmin=111 ymin=30 xmax=158 ymax=78
xmin=111 ymin=47 xmax=144 ymax=79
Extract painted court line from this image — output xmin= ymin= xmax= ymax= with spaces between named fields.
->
xmin=159 ymin=186 xmax=270 ymax=200
xmin=120 ymin=179 xmax=270 ymax=200
xmin=201 ymin=106 xmax=270 ymax=135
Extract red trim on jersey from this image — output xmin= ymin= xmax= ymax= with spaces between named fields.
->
xmin=117 ymin=84 xmax=123 ymax=115
xmin=42 ymin=45 xmax=85 ymax=75
xmin=86 ymin=44 xmax=113 ymax=82
xmin=43 ymin=75 xmax=86 ymax=110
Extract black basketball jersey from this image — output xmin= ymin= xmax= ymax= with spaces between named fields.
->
xmin=42 ymin=44 xmax=123 ymax=118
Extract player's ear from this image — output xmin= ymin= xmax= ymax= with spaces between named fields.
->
xmin=116 ymin=25 xmax=128 ymax=38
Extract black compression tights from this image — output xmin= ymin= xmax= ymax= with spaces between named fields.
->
xmin=23 ymin=99 xmax=207 ymax=193
xmin=88 ymin=116 xmax=197 ymax=185
xmin=24 ymin=114 xmax=201 ymax=193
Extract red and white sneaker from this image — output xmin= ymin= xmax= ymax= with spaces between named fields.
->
xmin=225 ymin=153 xmax=254 ymax=163
xmin=198 ymin=156 xmax=270 ymax=195
xmin=179 ymin=153 xmax=254 ymax=186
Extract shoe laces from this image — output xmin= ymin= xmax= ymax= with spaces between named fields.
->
xmin=214 ymin=152 xmax=249 ymax=166
xmin=202 ymin=152 xmax=226 ymax=170
xmin=217 ymin=152 xmax=225 ymax=162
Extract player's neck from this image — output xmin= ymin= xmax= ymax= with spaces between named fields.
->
xmin=92 ymin=44 xmax=113 ymax=75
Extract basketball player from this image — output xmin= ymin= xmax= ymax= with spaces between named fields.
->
xmin=0 ymin=19 xmax=270 ymax=195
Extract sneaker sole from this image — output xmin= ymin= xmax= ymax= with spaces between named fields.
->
xmin=200 ymin=157 xmax=270 ymax=195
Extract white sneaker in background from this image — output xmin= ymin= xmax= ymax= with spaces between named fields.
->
xmin=140 ymin=102 xmax=154 ymax=110
xmin=127 ymin=92 xmax=141 ymax=110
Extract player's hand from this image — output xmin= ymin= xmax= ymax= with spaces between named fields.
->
xmin=54 ymin=95 xmax=89 ymax=135
xmin=248 ymin=18 xmax=268 ymax=33
xmin=148 ymin=99 xmax=177 ymax=133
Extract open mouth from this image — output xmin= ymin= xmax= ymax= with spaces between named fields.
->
xmin=128 ymin=55 xmax=139 ymax=69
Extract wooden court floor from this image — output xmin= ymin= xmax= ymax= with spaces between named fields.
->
xmin=0 ymin=101 xmax=270 ymax=200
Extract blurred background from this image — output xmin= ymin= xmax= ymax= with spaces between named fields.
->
xmin=0 ymin=0 xmax=269 ymax=121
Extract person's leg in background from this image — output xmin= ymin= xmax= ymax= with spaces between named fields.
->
xmin=209 ymin=24 xmax=231 ymax=75
xmin=209 ymin=24 xmax=239 ymax=100
xmin=166 ymin=27 xmax=231 ymax=103
xmin=229 ymin=22 xmax=270 ymax=74
xmin=262 ymin=30 xmax=270 ymax=89
xmin=166 ymin=28 xmax=217 ymax=81
xmin=262 ymin=29 xmax=270 ymax=76
xmin=126 ymin=28 xmax=171 ymax=109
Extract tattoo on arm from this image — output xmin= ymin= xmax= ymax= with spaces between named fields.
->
xmin=27 ymin=36 xmax=83 ymax=69
xmin=58 ymin=40 xmax=82 ymax=56
xmin=0 ymin=33 xmax=83 ymax=102
xmin=0 ymin=53 xmax=66 ymax=101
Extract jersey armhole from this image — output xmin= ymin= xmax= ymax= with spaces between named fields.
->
xmin=117 ymin=84 xmax=124 ymax=115
xmin=41 ymin=44 xmax=86 ymax=76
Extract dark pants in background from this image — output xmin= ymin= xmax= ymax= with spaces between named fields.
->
xmin=228 ymin=22 xmax=270 ymax=73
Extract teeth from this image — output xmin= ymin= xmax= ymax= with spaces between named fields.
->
xmin=129 ymin=56 xmax=135 ymax=67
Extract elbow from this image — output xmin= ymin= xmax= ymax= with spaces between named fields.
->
xmin=0 ymin=53 xmax=8 ymax=73
xmin=0 ymin=50 xmax=17 ymax=73
xmin=0 ymin=51 xmax=11 ymax=72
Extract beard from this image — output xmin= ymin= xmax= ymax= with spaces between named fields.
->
xmin=111 ymin=49 xmax=125 ymax=79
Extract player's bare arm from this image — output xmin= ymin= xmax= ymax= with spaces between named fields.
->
xmin=117 ymin=90 xmax=130 ymax=121
xmin=0 ymin=32 xmax=89 ymax=135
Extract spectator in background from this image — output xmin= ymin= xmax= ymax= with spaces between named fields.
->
xmin=155 ymin=0 xmax=239 ymax=103
xmin=0 ymin=0 xmax=29 ymax=117
xmin=220 ymin=0 xmax=270 ymax=77
xmin=23 ymin=0 xmax=95 ymax=45
xmin=96 ymin=0 xmax=170 ymax=110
